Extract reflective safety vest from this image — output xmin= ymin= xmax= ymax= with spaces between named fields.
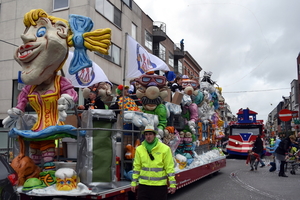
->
xmin=131 ymin=141 xmax=176 ymax=188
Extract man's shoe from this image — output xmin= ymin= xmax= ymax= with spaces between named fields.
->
xmin=250 ymin=168 xmax=254 ymax=171
xmin=260 ymin=165 xmax=265 ymax=168
xmin=279 ymin=173 xmax=288 ymax=177
xmin=255 ymin=167 xmax=257 ymax=170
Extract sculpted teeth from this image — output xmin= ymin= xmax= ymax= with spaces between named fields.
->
xmin=19 ymin=50 xmax=32 ymax=57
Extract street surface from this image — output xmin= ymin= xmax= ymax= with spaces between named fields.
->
xmin=169 ymin=156 xmax=300 ymax=200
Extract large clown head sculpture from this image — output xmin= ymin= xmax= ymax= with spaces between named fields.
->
xmin=135 ymin=74 xmax=168 ymax=110
xmin=15 ymin=9 xmax=70 ymax=85
xmin=3 ymin=8 xmax=111 ymax=177
xmin=181 ymin=76 xmax=199 ymax=96
xmin=135 ymin=73 xmax=168 ymax=139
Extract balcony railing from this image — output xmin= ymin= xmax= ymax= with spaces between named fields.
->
xmin=153 ymin=21 xmax=166 ymax=42
xmin=174 ymin=43 xmax=184 ymax=59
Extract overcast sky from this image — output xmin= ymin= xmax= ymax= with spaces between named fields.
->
xmin=134 ymin=0 xmax=299 ymax=122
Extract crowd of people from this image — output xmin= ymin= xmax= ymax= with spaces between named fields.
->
xmin=247 ymin=132 xmax=300 ymax=178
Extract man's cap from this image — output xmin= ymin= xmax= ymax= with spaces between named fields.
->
xmin=142 ymin=124 xmax=157 ymax=134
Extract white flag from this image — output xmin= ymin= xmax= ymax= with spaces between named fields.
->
xmin=126 ymin=35 xmax=169 ymax=79
xmin=63 ymin=51 xmax=111 ymax=88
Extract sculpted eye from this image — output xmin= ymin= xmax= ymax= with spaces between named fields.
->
xmin=155 ymin=78 xmax=163 ymax=84
xmin=142 ymin=77 xmax=151 ymax=82
xmin=36 ymin=27 xmax=46 ymax=37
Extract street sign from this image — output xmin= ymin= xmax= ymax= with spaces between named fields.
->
xmin=279 ymin=109 xmax=293 ymax=121
xmin=292 ymin=111 xmax=298 ymax=118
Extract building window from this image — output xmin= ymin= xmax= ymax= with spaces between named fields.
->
xmin=168 ymin=52 xmax=174 ymax=67
xmin=95 ymin=0 xmax=122 ymax=28
xmin=178 ymin=60 xmax=182 ymax=74
xmin=114 ymin=7 xmax=121 ymax=27
xmin=122 ymin=0 xmax=132 ymax=8
xmin=131 ymin=23 xmax=137 ymax=40
xmin=53 ymin=0 xmax=69 ymax=11
xmin=12 ymin=80 xmax=20 ymax=108
xmin=159 ymin=44 xmax=166 ymax=61
xmin=111 ymin=44 xmax=121 ymax=65
xmin=96 ymin=43 xmax=121 ymax=65
xmin=145 ymin=31 xmax=152 ymax=50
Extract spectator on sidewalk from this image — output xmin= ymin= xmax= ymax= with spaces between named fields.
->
xmin=275 ymin=135 xmax=296 ymax=177
xmin=252 ymin=133 xmax=265 ymax=167
xmin=266 ymin=136 xmax=281 ymax=172
xmin=246 ymin=150 xmax=260 ymax=171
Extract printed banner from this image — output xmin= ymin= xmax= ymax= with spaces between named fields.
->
xmin=126 ymin=35 xmax=169 ymax=79
xmin=63 ymin=51 xmax=111 ymax=88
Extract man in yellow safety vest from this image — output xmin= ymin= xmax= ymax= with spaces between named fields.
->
xmin=131 ymin=124 xmax=176 ymax=199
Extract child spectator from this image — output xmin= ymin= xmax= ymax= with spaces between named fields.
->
xmin=246 ymin=150 xmax=260 ymax=171
xmin=171 ymin=76 xmax=183 ymax=93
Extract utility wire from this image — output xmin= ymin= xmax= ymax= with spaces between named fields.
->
xmin=223 ymin=88 xmax=290 ymax=93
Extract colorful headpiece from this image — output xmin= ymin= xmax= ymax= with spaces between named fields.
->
xmin=116 ymin=85 xmax=129 ymax=95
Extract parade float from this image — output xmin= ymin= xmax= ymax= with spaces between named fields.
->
xmin=225 ymin=108 xmax=265 ymax=156
xmin=3 ymin=9 xmax=226 ymax=200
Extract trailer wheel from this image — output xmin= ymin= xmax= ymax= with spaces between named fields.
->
xmin=213 ymin=170 xmax=220 ymax=175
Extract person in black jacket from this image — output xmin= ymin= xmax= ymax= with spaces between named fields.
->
xmin=275 ymin=135 xmax=296 ymax=177
xmin=78 ymin=88 xmax=105 ymax=110
xmin=252 ymin=134 xmax=265 ymax=167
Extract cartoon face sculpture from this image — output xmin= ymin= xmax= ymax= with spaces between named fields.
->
xmin=55 ymin=168 xmax=78 ymax=191
xmin=15 ymin=14 xmax=69 ymax=85
xmin=135 ymin=74 xmax=168 ymax=111
xmin=181 ymin=78 xmax=198 ymax=96
xmin=175 ymin=154 xmax=187 ymax=170
xmin=94 ymin=82 xmax=112 ymax=99
xmin=82 ymin=82 xmax=112 ymax=100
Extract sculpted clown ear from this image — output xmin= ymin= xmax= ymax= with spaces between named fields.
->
xmin=55 ymin=21 xmax=69 ymax=39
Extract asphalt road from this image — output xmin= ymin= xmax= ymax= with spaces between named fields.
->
xmin=168 ymin=156 xmax=300 ymax=200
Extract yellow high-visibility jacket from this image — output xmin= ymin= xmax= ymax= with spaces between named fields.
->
xmin=131 ymin=141 xmax=176 ymax=188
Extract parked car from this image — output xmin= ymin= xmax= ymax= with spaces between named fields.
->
xmin=0 ymin=154 xmax=18 ymax=200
